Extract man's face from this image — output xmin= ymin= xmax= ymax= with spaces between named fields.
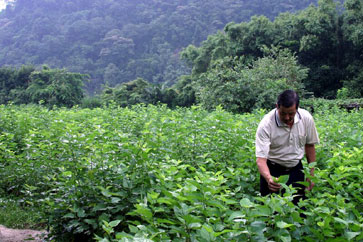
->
xmin=277 ymin=104 xmax=297 ymax=126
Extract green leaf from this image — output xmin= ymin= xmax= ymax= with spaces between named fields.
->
xmin=345 ymin=231 xmax=360 ymax=240
xmin=189 ymin=222 xmax=202 ymax=229
xmin=128 ymin=225 xmax=138 ymax=233
xmin=63 ymin=213 xmax=75 ymax=218
xmin=250 ymin=221 xmax=265 ymax=233
xmin=278 ymin=175 xmax=290 ymax=184
xmin=333 ymin=217 xmax=348 ymax=226
xmin=228 ymin=211 xmax=246 ymax=222
xmin=111 ymin=197 xmax=121 ymax=203
xmin=92 ymin=204 xmax=107 ymax=211
xmin=84 ymin=219 xmax=97 ymax=229
xmin=134 ymin=204 xmax=153 ymax=221
xmin=251 ymin=205 xmax=271 ymax=217
xmin=240 ymin=198 xmax=254 ymax=208
xmin=109 ymin=220 xmax=121 ymax=228
xmin=157 ymin=197 xmax=175 ymax=205
xmin=276 ymin=221 xmax=294 ymax=229
xmin=280 ymin=235 xmax=291 ymax=242
xmin=156 ymin=218 xmax=176 ymax=225
xmin=76 ymin=209 xmax=86 ymax=218
xmin=200 ymin=225 xmax=215 ymax=242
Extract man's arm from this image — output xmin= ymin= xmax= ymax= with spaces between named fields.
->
xmin=256 ymin=157 xmax=280 ymax=192
xmin=305 ymin=144 xmax=316 ymax=191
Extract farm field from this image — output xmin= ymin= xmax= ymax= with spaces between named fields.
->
xmin=0 ymin=104 xmax=362 ymax=241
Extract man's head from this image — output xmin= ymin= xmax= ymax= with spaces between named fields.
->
xmin=276 ymin=90 xmax=299 ymax=126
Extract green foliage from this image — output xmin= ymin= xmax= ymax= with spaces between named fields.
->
xmin=172 ymin=75 xmax=196 ymax=107
xmin=101 ymin=78 xmax=182 ymax=108
xmin=301 ymin=98 xmax=363 ymax=112
xmin=80 ymin=96 xmax=103 ymax=109
xmin=0 ymin=199 xmax=44 ymax=229
xmin=102 ymin=78 xmax=155 ymax=107
xmin=193 ymin=47 xmax=307 ymax=113
xmin=0 ymin=65 xmax=34 ymax=104
xmin=26 ymin=66 xmax=86 ymax=107
xmin=181 ymin=0 xmax=362 ymax=99
xmin=0 ymin=0 xmax=319 ymax=93
xmin=0 ymin=104 xmax=362 ymax=241
xmin=0 ymin=65 xmax=87 ymax=107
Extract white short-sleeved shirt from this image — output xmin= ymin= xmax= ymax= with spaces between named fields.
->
xmin=255 ymin=108 xmax=319 ymax=167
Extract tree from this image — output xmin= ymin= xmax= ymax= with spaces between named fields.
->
xmin=0 ymin=65 xmax=34 ymax=104
xmin=0 ymin=0 xmax=319 ymax=93
xmin=25 ymin=66 xmax=87 ymax=107
xmin=103 ymin=63 xmax=122 ymax=87
xmin=341 ymin=0 xmax=363 ymax=97
xmin=102 ymin=78 xmax=154 ymax=107
xmin=194 ymin=47 xmax=307 ymax=113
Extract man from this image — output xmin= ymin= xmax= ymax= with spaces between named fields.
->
xmin=255 ymin=90 xmax=319 ymax=204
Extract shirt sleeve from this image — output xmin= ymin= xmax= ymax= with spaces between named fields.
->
xmin=305 ymin=113 xmax=320 ymax=145
xmin=255 ymin=121 xmax=271 ymax=158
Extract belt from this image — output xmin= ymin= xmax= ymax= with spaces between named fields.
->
xmin=268 ymin=160 xmax=300 ymax=172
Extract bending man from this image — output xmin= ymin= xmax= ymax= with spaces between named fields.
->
xmin=255 ymin=90 xmax=319 ymax=204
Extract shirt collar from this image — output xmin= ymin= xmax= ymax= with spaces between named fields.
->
xmin=275 ymin=108 xmax=301 ymax=127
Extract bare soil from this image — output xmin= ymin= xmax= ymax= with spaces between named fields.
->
xmin=0 ymin=225 xmax=47 ymax=242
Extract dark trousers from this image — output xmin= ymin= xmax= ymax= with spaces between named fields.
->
xmin=260 ymin=160 xmax=306 ymax=205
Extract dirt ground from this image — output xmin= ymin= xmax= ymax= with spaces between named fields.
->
xmin=0 ymin=225 xmax=47 ymax=242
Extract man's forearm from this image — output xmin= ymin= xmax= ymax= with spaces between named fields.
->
xmin=305 ymin=144 xmax=316 ymax=176
xmin=256 ymin=157 xmax=281 ymax=192
xmin=305 ymin=144 xmax=316 ymax=190
xmin=256 ymin=157 xmax=271 ymax=181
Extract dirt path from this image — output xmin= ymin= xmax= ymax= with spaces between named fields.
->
xmin=0 ymin=225 xmax=47 ymax=242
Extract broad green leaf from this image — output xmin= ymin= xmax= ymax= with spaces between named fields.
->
xmin=156 ymin=218 xmax=176 ymax=225
xmin=76 ymin=209 xmax=86 ymax=218
xmin=84 ymin=219 xmax=97 ymax=229
xmin=240 ymin=198 xmax=254 ymax=208
xmin=200 ymin=225 xmax=215 ymax=242
xmin=280 ymin=235 xmax=292 ymax=242
xmin=276 ymin=221 xmax=294 ymax=229
xmin=228 ymin=211 xmax=246 ymax=222
xmin=278 ymin=175 xmax=290 ymax=184
xmin=92 ymin=204 xmax=107 ymax=212
xmin=134 ymin=204 xmax=153 ymax=220
xmin=128 ymin=225 xmax=138 ymax=233
xmin=109 ymin=220 xmax=121 ymax=228
xmin=250 ymin=221 xmax=265 ymax=233
xmin=333 ymin=217 xmax=348 ymax=226
xmin=63 ymin=213 xmax=75 ymax=218
xmin=111 ymin=197 xmax=121 ymax=203
xmin=157 ymin=197 xmax=175 ymax=205
xmin=189 ymin=222 xmax=202 ymax=229
xmin=345 ymin=231 xmax=360 ymax=240
xmin=251 ymin=205 xmax=271 ymax=217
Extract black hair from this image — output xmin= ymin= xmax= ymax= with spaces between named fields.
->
xmin=277 ymin=90 xmax=299 ymax=109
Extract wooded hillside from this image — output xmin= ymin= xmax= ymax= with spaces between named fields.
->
xmin=0 ymin=0 xmax=319 ymax=93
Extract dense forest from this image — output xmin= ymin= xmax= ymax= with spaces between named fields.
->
xmin=181 ymin=0 xmax=363 ymax=99
xmin=0 ymin=0 xmax=320 ymax=93
xmin=0 ymin=0 xmax=362 ymax=112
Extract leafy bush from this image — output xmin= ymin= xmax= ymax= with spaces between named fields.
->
xmin=301 ymin=98 xmax=363 ymax=113
xmin=0 ymin=66 xmax=87 ymax=108
xmin=80 ymin=96 xmax=103 ymax=109
xmin=194 ymin=47 xmax=307 ymax=113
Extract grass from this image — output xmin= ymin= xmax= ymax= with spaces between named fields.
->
xmin=0 ymin=199 xmax=45 ymax=230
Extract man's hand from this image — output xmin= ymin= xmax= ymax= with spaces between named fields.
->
xmin=305 ymin=144 xmax=316 ymax=192
xmin=256 ymin=157 xmax=282 ymax=192
xmin=267 ymin=177 xmax=281 ymax=192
